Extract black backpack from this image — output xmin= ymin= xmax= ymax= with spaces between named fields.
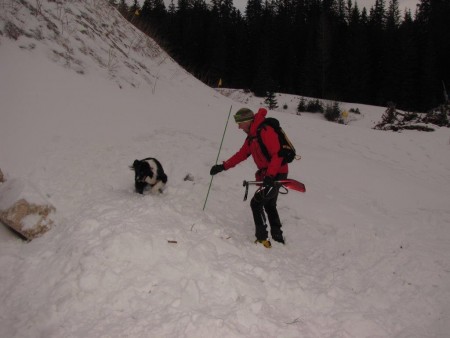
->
xmin=255 ymin=117 xmax=299 ymax=164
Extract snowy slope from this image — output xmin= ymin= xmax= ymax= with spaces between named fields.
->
xmin=1 ymin=1 xmax=450 ymax=337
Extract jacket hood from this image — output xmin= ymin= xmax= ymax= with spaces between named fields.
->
xmin=249 ymin=108 xmax=267 ymax=137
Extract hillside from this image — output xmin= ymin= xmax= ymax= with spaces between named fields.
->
xmin=1 ymin=1 xmax=450 ymax=337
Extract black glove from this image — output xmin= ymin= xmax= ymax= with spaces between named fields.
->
xmin=263 ymin=176 xmax=275 ymax=188
xmin=261 ymin=176 xmax=276 ymax=198
xmin=210 ymin=164 xmax=225 ymax=176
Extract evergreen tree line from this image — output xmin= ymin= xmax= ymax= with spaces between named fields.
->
xmin=116 ymin=0 xmax=450 ymax=112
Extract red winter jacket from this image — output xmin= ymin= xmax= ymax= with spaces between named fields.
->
xmin=223 ymin=108 xmax=288 ymax=180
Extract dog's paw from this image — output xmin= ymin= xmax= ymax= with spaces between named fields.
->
xmin=150 ymin=188 xmax=163 ymax=194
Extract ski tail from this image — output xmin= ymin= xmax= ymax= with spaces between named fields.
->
xmin=275 ymin=179 xmax=306 ymax=193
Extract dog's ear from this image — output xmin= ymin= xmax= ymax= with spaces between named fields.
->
xmin=130 ymin=160 xmax=140 ymax=170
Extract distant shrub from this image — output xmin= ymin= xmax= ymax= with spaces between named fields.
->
xmin=374 ymin=102 xmax=450 ymax=132
xmin=324 ymin=102 xmax=341 ymax=122
xmin=297 ymin=97 xmax=306 ymax=114
xmin=422 ymin=104 xmax=449 ymax=127
xmin=306 ymin=99 xmax=324 ymax=113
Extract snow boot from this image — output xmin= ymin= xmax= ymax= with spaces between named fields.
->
xmin=271 ymin=233 xmax=285 ymax=244
xmin=255 ymin=239 xmax=272 ymax=248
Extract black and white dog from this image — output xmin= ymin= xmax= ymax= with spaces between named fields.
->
xmin=130 ymin=158 xmax=168 ymax=194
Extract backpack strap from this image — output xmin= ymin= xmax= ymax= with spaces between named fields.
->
xmin=256 ymin=121 xmax=273 ymax=162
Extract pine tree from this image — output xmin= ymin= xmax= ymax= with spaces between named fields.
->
xmin=366 ymin=0 xmax=387 ymax=105
xmin=297 ymin=97 xmax=307 ymax=114
xmin=168 ymin=0 xmax=176 ymax=14
xmin=265 ymin=91 xmax=278 ymax=110
xmin=381 ymin=0 xmax=402 ymax=106
xmin=370 ymin=0 xmax=386 ymax=27
xmin=245 ymin=0 xmax=263 ymax=23
xmin=398 ymin=9 xmax=419 ymax=110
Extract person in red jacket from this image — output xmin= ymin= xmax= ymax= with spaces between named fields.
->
xmin=210 ymin=107 xmax=288 ymax=248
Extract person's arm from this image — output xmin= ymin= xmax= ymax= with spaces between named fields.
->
xmin=210 ymin=140 xmax=251 ymax=175
xmin=223 ymin=140 xmax=251 ymax=170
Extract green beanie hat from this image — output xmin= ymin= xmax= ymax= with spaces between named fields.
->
xmin=234 ymin=108 xmax=254 ymax=123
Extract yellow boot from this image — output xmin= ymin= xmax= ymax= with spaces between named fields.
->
xmin=255 ymin=239 xmax=272 ymax=248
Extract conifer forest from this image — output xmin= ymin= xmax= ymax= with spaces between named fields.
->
xmin=117 ymin=0 xmax=449 ymax=112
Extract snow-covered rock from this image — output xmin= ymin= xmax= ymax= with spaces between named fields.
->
xmin=0 ymin=178 xmax=56 ymax=240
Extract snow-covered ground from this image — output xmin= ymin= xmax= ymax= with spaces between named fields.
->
xmin=1 ymin=1 xmax=449 ymax=337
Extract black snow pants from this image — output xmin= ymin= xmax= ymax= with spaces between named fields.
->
xmin=250 ymin=173 xmax=288 ymax=241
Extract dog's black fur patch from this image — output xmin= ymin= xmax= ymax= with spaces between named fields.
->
xmin=130 ymin=158 xmax=168 ymax=194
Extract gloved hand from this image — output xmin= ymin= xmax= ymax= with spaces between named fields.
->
xmin=262 ymin=176 xmax=275 ymax=197
xmin=210 ymin=164 xmax=225 ymax=176
xmin=263 ymin=176 xmax=275 ymax=188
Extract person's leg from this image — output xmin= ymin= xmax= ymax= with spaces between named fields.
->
xmin=250 ymin=193 xmax=268 ymax=241
xmin=265 ymin=196 xmax=284 ymax=243
xmin=265 ymin=173 xmax=287 ymax=243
